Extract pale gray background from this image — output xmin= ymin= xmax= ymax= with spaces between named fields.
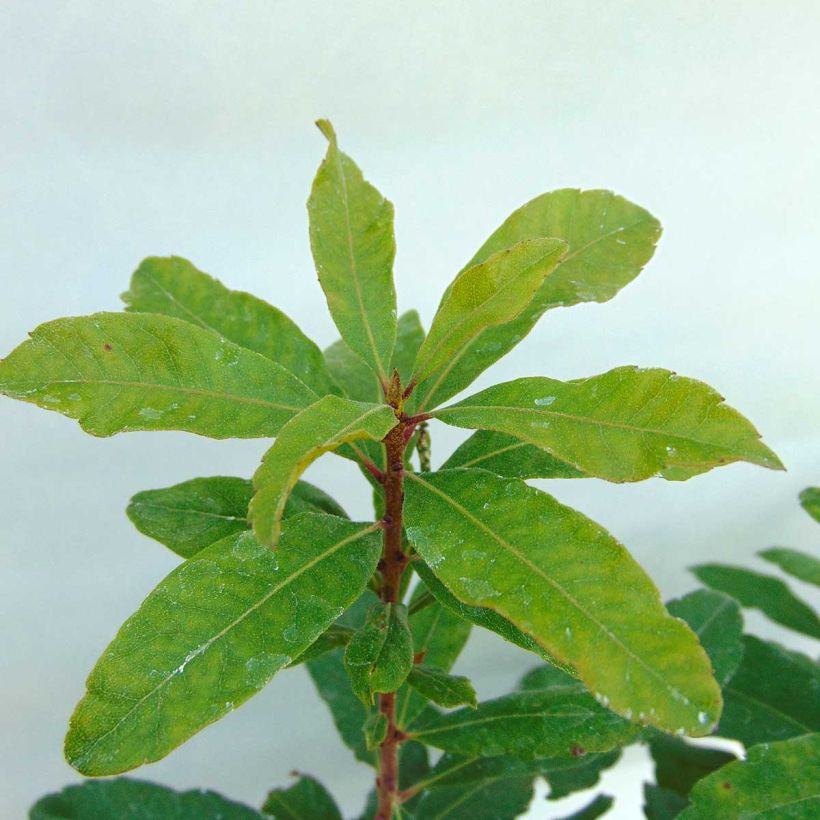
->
xmin=1 ymin=2 xmax=819 ymax=817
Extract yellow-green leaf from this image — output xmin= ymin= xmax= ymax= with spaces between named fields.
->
xmin=433 ymin=367 xmax=783 ymax=483
xmin=309 ymin=120 xmax=397 ymax=382
xmin=250 ymin=396 xmax=396 ymax=545
xmin=65 ymin=515 xmax=381 ymax=775
xmin=122 ymin=256 xmax=336 ymax=395
xmin=404 ymin=469 xmax=722 ymax=735
xmin=409 ymin=189 xmax=661 ymax=412
xmin=409 ymin=238 xmax=566 ymax=387
xmin=0 ymin=312 xmax=317 ymax=438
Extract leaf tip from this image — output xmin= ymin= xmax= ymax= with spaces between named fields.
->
xmin=315 ymin=119 xmax=337 ymax=145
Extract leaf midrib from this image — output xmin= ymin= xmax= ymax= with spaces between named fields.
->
xmin=73 ymin=523 xmax=379 ymax=762
xmin=407 ymin=472 xmax=694 ymax=718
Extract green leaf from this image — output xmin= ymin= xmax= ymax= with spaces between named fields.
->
xmin=411 ymin=755 xmax=536 ymax=820
xmin=65 ymin=515 xmax=381 ymax=775
xmin=262 ymin=773 xmax=343 ymax=820
xmin=395 ymin=580 xmax=472 ymax=730
xmin=648 ymin=733 xmax=736 ymax=797
xmin=540 ymin=751 xmax=621 ymax=801
xmin=800 ymin=487 xmax=820 ymax=523
xmin=719 ymin=636 xmax=820 ymax=747
xmin=643 ymin=784 xmax=690 ymax=820
xmin=409 ymin=686 xmax=638 ymax=759
xmin=409 ymin=238 xmax=567 ymax=386
xmin=286 ymin=624 xmax=354 ymax=667
xmin=407 ymin=665 xmax=477 ymax=709
xmin=677 ymin=733 xmax=820 ymax=819
xmin=344 ymin=602 xmax=414 ymax=705
xmin=122 ymin=256 xmax=336 ymax=396
xmin=409 ymin=189 xmax=662 ymax=412
xmin=363 ymin=711 xmax=389 ymax=751
xmin=666 ymin=590 xmax=744 ymax=686
xmin=692 ymin=564 xmax=820 ymax=639
xmin=30 ymin=778 xmax=263 ymax=819
xmin=413 ymin=560 xmax=569 ymax=671
xmin=126 ymin=476 xmax=346 ymax=559
xmin=557 ymin=794 xmax=614 ymax=820
xmin=306 ymin=591 xmax=379 ymax=766
xmin=250 ymin=396 xmax=396 ymax=545
xmin=404 ymin=469 xmax=722 ymax=735
xmin=0 ymin=312 xmax=317 ymax=438
xmin=309 ymin=119 xmax=397 ymax=382
xmin=442 ymin=430 xmax=583 ymax=478
xmin=760 ymin=547 xmax=820 ymax=587
xmin=432 ymin=367 xmax=783 ymax=483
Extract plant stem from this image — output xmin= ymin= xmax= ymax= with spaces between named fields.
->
xmin=375 ymin=421 xmax=408 ymax=819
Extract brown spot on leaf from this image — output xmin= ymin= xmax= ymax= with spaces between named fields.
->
xmin=571 ymin=745 xmax=587 ymax=757
xmin=722 ymin=782 xmax=732 ymax=790
xmin=103 ymin=343 xmax=112 ymax=351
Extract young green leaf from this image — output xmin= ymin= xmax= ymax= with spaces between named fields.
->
xmin=309 ymin=119 xmax=397 ymax=383
xmin=643 ymin=783 xmax=690 ymax=820
xmin=363 ymin=712 xmax=389 ymax=752
xmin=409 ymin=189 xmax=662 ymax=412
xmin=719 ymin=636 xmax=820 ymax=747
xmin=442 ymin=429 xmax=584 ymax=479
xmin=127 ymin=476 xmax=346 ymax=559
xmin=677 ymin=733 xmax=820 ymax=819
xmin=409 ymin=686 xmax=638 ymax=759
xmin=411 ymin=754 xmax=537 ymax=820
xmin=800 ymin=486 xmax=820 ymax=523
xmin=122 ymin=256 xmax=337 ymax=396
xmin=557 ymin=794 xmax=615 ymax=820
xmin=262 ymin=774 xmax=343 ymax=820
xmin=286 ymin=624 xmax=354 ymax=667
xmin=0 ymin=312 xmax=318 ymax=438
xmin=760 ymin=547 xmax=820 ymax=587
xmin=306 ymin=591 xmax=379 ymax=766
xmin=648 ymin=734 xmax=736 ymax=798
xmin=666 ymin=590 xmax=744 ymax=686
xmin=413 ymin=560 xmax=575 ymax=674
xmin=250 ymin=396 xmax=396 ymax=545
xmin=344 ymin=602 xmax=414 ymax=705
xmin=65 ymin=515 xmax=381 ymax=775
xmin=30 ymin=779 xmax=263 ymax=820
xmin=395 ymin=581 xmax=472 ymax=730
xmin=407 ymin=665 xmax=478 ymax=709
xmin=404 ymin=469 xmax=723 ymax=735
xmin=409 ymin=238 xmax=567 ymax=386
xmin=692 ymin=563 xmax=820 ymax=638
xmin=432 ymin=367 xmax=783 ymax=483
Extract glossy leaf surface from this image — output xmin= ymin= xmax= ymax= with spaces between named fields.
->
xmin=410 ymin=686 xmax=637 ymax=759
xmin=407 ymin=665 xmax=477 ymax=710
xmin=404 ymin=469 xmax=722 ymax=735
xmin=433 ymin=367 xmax=783 ymax=483
xmin=410 ymin=189 xmax=662 ymax=412
xmin=262 ymin=774 xmax=343 ymax=820
xmin=122 ymin=256 xmax=335 ymax=395
xmin=666 ymin=589 xmax=744 ymax=686
xmin=410 ymin=238 xmax=566 ymax=385
xmin=412 ymin=561 xmax=567 ymax=670
xmin=30 ymin=779 xmax=263 ymax=819
xmin=693 ymin=564 xmax=820 ymax=638
xmin=66 ymin=516 xmax=380 ymax=774
xmin=442 ymin=430 xmax=583 ymax=479
xmin=719 ymin=636 xmax=820 ymax=747
xmin=127 ymin=476 xmax=346 ymax=559
xmin=309 ymin=120 xmax=396 ymax=382
xmin=760 ymin=547 xmax=820 ymax=587
xmin=678 ymin=733 xmax=820 ymax=819
xmin=0 ymin=312 xmax=317 ymax=438
xmin=250 ymin=396 xmax=395 ymax=544
xmin=344 ymin=602 xmax=414 ymax=705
